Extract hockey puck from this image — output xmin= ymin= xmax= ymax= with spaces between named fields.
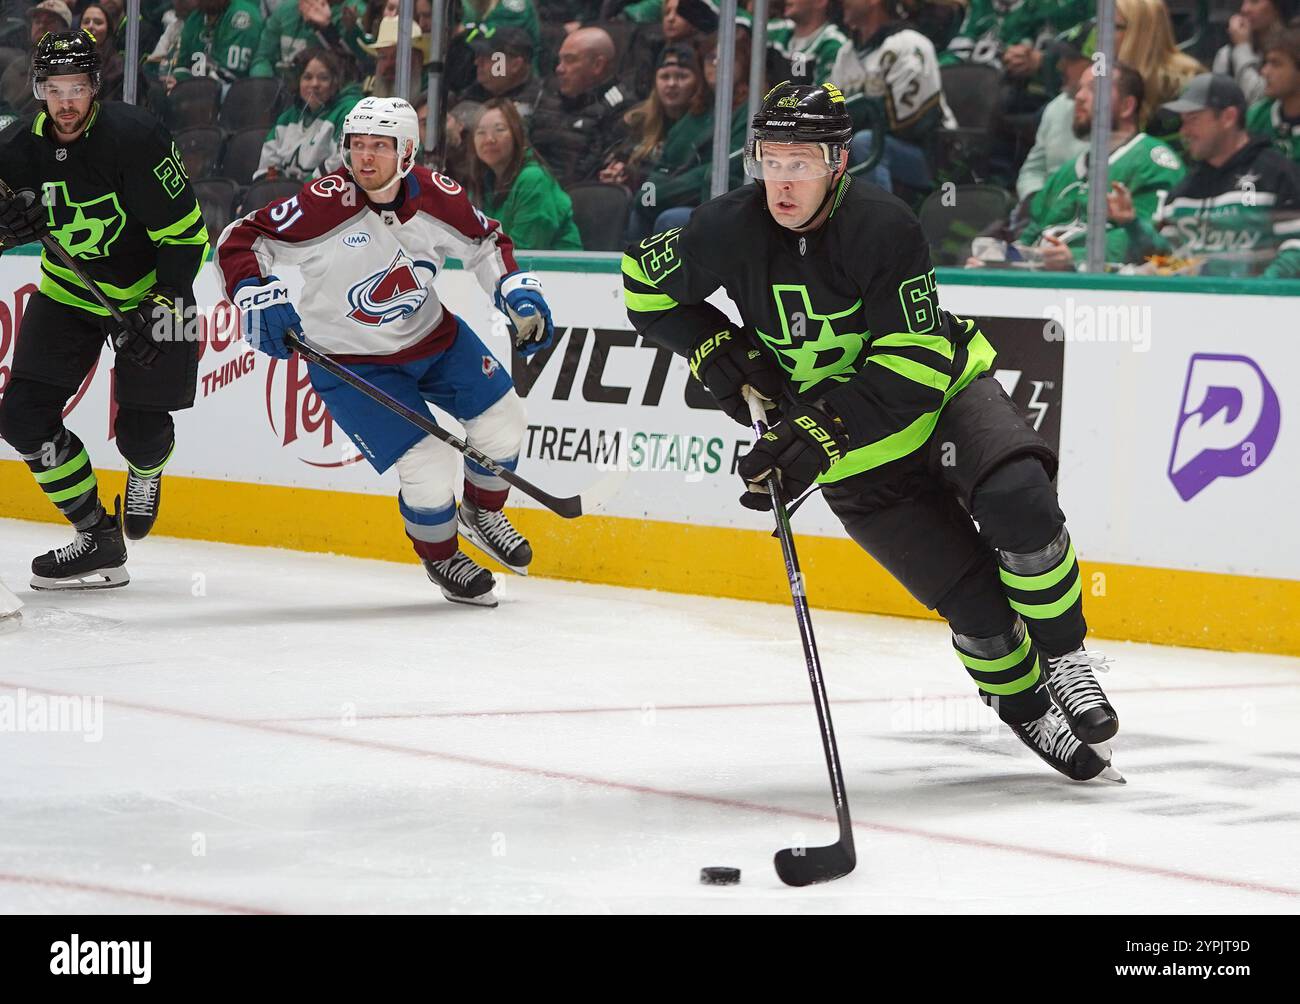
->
xmin=700 ymin=866 xmax=741 ymax=886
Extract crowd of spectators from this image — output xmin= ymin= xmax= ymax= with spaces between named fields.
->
xmin=0 ymin=0 xmax=1296 ymax=273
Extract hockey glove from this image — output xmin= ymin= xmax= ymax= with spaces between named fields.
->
xmin=494 ymin=270 xmax=554 ymax=357
xmin=110 ymin=291 xmax=183 ymax=368
xmin=0 ymin=189 xmax=49 ymax=247
xmin=233 ymin=275 xmax=301 ymax=360
xmin=737 ymin=404 xmax=847 ymax=511
xmin=689 ymin=328 xmax=784 ymax=425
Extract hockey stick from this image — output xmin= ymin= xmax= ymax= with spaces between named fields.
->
xmin=745 ymin=388 xmax=856 ymax=887
xmin=287 ymin=331 xmax=592 ymax=519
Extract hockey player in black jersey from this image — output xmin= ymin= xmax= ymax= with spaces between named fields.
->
xmin=623 ymin=82 xmax=1123 ymax=783
xmin=0 ymin=30 xmax=208 ymax=589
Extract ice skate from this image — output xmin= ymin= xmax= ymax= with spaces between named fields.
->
xmin=30 ymin=497 xmax=129 ymax=591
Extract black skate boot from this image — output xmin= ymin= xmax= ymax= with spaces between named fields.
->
xmin=1045 ymin=648 xmax=1119 ymax=745
xmin=423 ymin=550 xmax=497 ymax=607
xmin=30 ymin=497 xmax=129 ymax=591
xmin=457 ymin=498 xmax=533 ymax=575
xmin=124 ymin=467 xmax=163 ymax=540
xmin=1009 ymin=706 xmax=1123 ymax=783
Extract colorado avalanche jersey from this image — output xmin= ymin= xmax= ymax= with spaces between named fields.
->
xmin=215 ymin=166 xmax=519 ymax=361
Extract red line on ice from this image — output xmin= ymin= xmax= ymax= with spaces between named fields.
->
xmin=0 ymin=873 xmax=276 ymax=914
xmin=3 ymin=678 xmax=1297 ymax=905
xmin=261 ymin=679 xmax=1300 ymax=724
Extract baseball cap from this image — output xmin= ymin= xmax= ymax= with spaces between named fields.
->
xmin=28 ymin=0 xmax=73 ymax=28
xmin=1162 ymin=73 xmax=1247 ymax=117
xmin=469 ymin=26 xmax=534 ymax=59
xmin=656 ymin=44 xmax=700 ymax=73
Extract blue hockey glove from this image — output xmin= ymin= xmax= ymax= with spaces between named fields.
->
xmin=494 ymin=270 xmax=554 ymax=356
xmin=233 ymin=275 xmax=301 ymax=360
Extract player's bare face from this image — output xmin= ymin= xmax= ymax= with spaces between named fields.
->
xmin=758 ymin=144 xmax=837 ymax=229
xmin=349 ymin=135 xmax=401 ymax=193
xmin=44 ymin=76 xmax=95 ymax=142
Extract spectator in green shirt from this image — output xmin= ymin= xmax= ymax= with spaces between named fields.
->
xmin=1247 ymin=25 xmax=1300 ymax=166
xmin=469 ymin=97 xmax=583 ymax=250
xmin=172 ymin=0 xmax=263 ymax=86
xmin=600 ymin=44 xmax=708 ymax=194
xmin=249 ymin=0 xmax=367 ymax=84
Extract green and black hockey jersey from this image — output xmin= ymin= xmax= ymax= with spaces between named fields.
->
xmin=0 ymin=101 xmax=209 ymax=314
xmin=622 ymin=178 xmax=995 ymax=484
xmin=1123 ymin=136 xmax=1300 ymax=278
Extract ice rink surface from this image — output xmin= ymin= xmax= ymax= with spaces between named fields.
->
xmin=1 ymin=516 xmax=1298 ymax=914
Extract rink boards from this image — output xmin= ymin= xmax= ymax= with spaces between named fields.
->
xmin=0 ymin=251 xmax=1296 ymax=655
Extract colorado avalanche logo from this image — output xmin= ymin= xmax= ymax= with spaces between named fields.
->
xmin=347 ymin=249 xmax=437 ymax=325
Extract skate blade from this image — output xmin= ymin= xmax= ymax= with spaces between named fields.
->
xmin=1089 ymin=740 xmax=1114 ymax=763
xmin=30 ymin=566 xmax=130 ymax=591
xmin=0 ymin=612 xmax=22 ymax=633
xmin=1096 ymin=765 xmax=1126 ymax=784
xmin=458 ymin=524 xmax=531 ymax=577
xmin=440 ymin=587 xmax=498 ymax=609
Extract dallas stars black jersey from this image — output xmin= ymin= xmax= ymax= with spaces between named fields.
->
xmin=0 ymin=101 xmax=208 ymax=315
xmin=622 ymin=177 xmax=995 ymax=483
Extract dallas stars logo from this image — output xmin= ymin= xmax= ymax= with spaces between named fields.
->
xmin=41 ymin=181 xmax=126 ymax=259
xmin=754 ymin=285 xmax=865 ymax=393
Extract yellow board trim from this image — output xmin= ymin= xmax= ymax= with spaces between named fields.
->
xmin=2 ymin=459 xmax=1296 ymax=656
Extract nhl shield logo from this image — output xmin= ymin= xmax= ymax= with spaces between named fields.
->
xmin=346 ymin=249 xmax=437 ymax=325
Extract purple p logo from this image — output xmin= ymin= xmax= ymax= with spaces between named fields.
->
xmin=1169 ymin=354 xmax=1280 ymax=501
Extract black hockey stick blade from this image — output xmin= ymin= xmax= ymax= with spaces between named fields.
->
xmin=774 ymin=839 xmax=857 ymax=888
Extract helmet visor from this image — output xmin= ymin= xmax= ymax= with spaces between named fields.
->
xmin=34 ymin=77 xmax=96 ymax=102
xmin=744 ymin=141 xmax=838 ymax=182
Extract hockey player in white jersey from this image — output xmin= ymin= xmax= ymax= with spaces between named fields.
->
xmin=216 ymin=97 xmax=553 ymax=608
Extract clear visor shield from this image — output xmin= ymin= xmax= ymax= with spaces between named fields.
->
xmin=34 ymin=77 xmax=96 ymax=102
xmin=744 ymin=141 xmax=837 ymax=182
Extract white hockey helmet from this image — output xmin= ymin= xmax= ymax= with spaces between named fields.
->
xmin=341 ymin=96 xmax=420 ymax=179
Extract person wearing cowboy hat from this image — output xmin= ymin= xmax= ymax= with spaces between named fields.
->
xmin=360 ymin=15 xmax=430 ymax=97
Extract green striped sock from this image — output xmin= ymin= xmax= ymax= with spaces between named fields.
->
xmin=21 ymin=430 xmax=103 ymax=529
xmin=128 ymin=440 xmax=175 ymax=480
xmin=997 ymin=527 xmax=1086 ymax=657
xmin=953 ymin=618 xmax=1050 ymax=724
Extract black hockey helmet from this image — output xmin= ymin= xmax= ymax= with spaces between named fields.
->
xmin=751 ymin=81 xmax=853 ymax=146
xmin=31 ymin=30 xmax=102 ymax=99
xmin=745 ymin=81 xmax=853 ymax=184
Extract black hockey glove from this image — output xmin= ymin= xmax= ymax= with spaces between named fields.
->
xmin=109 ymin=291 xmax=183 ymax=368
xmin=737 ymin=403 xmax=847 ymax=511
xmin=688 ymin=328 xmax=784 ymax=425
xmin=0 ymin=189 xmax=49 ymax=247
